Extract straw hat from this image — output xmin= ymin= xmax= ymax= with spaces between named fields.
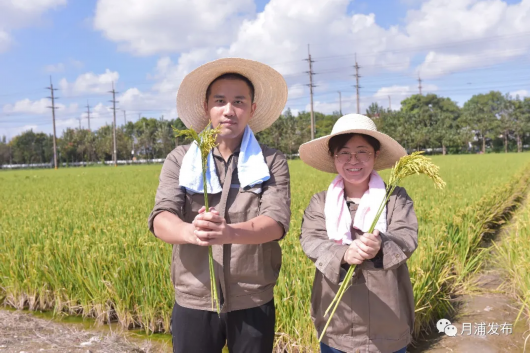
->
xmin=299 ymin=114 xmax=407 ymax=173
xmin=176 ymin=58 xmax=288 ymax=133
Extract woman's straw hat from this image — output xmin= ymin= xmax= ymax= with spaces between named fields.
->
xmin=299 ymin=114 xmax=407 ymax=173
xmin=176 ymin=58 xmax=288 ymax=132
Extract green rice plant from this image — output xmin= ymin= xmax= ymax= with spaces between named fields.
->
xmin=173 ymin=122 xmax=221 ymax=314
xmin=493 ymin=188 xmax=530 ymax=343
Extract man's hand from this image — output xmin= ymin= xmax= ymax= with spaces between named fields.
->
xmin=192 ymin=206 xmax=234 ymax=246
xmin=343 ymin=230 xmax=381 ymax=265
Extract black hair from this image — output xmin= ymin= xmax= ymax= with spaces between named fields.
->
xmin=205 ymin=73 xmax=255 ymax=103
xmin=328 ymin=133 xmax=381 ymax=156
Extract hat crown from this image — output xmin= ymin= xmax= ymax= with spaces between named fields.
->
xmin=331 ymin=114 xmax=377 ymax=135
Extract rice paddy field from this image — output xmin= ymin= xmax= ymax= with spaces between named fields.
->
xmin=1 ymin=153 xmax=530 ymax=352
xmin=494 ymin=189 xmax=530 ymax=331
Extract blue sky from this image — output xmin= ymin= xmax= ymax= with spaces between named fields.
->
xmin=1 ymin=0 xmax=529 ymax=139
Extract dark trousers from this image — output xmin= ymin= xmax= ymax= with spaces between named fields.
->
xmin=171 ymin=299 xmax=276 ymax=353
xmin=320 ymin=342 xmax=407 ymax=353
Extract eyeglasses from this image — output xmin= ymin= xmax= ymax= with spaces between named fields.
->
xmin=335 ymin=151 xmax=373 ymax=163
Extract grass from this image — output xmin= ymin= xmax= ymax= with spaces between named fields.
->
xmin=493 ymin=188 xmax=530 ymax=346
xmin=1 ymin=153 xmax=530 ymax=351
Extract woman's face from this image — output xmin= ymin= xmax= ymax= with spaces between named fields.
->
xmin=334 ymin=134 xmax=379 ymax=187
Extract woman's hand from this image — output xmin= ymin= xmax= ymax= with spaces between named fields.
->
xmin=343 ymin=230 xmax=381 ymax=265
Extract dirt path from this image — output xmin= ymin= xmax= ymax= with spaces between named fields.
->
xmin=410 ymin=268 xmax=529 ymax=353
xmin=0 ymin=310 xmax=171 ymax=353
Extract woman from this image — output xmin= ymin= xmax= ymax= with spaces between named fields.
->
xmin=298 ymin=114 xmax=418 ymax=353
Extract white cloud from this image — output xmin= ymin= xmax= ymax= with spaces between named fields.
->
xmin=59 ymin=69 xmax=119 ymax=95
xmin=0 ymin=0 xmax=66 ymax=53
xmin=3 ymin=98 xmax=50 ymax=114
xmin=70 ymin=59 xmax=84 ymax=69
xmin=150 ymin=50 xmax=215 ymax=94
xmin=373 ymin=84 xmax=439 ymax=99
xmin=409 ymin=0 xmax=530 ymax=78
xmin=288 ymin=83 xmax=306 ymax=99
xmin=44 ymin=59 xmax=84 ymax=73
xmin=112 ymin=0 xmax=530 ymax=95
xmin=308 ymin=83 xmax=439 ymax=114
xmin=0 ymin=30 xmax=11 ymax=53
xmin=217 ymin=0 xmax=411 ymax=77
xmin=93 ymin=0 xmax=255 ymax=56
xmin=86 ymin=0 xmax=530 ymax=124
xmin=3 ymin=98 xmax=77 ymax=115
xmin=45 ymin=63 xmax=65 ymax=73
xmin=118 ymin=87 xmax=176 ymax=119
xmin=3 ymin=124 xmax=40 ymax=139
xmin=509 ymin=89 xmax=529 ymax=98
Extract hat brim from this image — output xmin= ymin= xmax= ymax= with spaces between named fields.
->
xmin=299 ymin=129 xmax=407 ymax=173
xmin=176 ymin=58 xmax=288 ymax=133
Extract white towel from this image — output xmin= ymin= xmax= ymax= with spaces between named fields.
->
xmin=179 ymin=126 xmax=270 ymax=194
xmin=324 ymin=171 xmax=387 ymax=245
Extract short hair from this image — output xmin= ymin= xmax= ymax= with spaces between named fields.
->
xmin=205 ymin=73 xmax=255 ymax=103
xmin=328 ymin=133 xmax=381 ymax=156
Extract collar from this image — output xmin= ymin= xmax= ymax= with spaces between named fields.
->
xmin=212 ymin=145 xmax=241 ymax=159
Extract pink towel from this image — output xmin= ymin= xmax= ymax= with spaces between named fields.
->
xmin=324 ymin=171 xmax=388 ymax=245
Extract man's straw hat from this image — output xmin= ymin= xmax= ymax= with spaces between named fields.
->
xmin=299 ymin=114 xmax=407 ymax=173
xmin=176 ymin=58 xmax=288 ymax=132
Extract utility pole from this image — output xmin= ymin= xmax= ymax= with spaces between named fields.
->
xmin=305 ymin=44 xmax=316 ymax=140
xmin=78 ymin=117 xmax=82 ymax=129
xmin=109 ymin=82 xmax=119 ymax=167
xmin=418 ymin=75 xmax=423 ymax=95
xmin=354 ymin=54 xmax=361 ymax=114
xmin=85 ymin=101 xmax=91 ymax=131
xmin=388 ymin=95 xmax=392 ymax=110
xmin=46 ymin=76 xmax=59 ymax=170
xmin=122 ymin=110 xmax=127 ymax=125
xmin=338 ymin=91 xmax=342 ymax=116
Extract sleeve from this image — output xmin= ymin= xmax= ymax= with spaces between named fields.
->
xmin=362 ymin=187 xmax=418 ymax=271
xmin=299 ymin=193 xmax=350 ymax=285
xmin=147 ymin=149 xmax=187 ymax=236
xmin=258 ymin=151 xmax=291 ymax=239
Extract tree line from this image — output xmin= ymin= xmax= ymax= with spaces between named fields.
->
xmin=1 ymin=91 xmax=529 ymax=166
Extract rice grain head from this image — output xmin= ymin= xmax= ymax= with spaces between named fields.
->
xmin=388 ymin=151 xmax=446 ymax=190
xmin=172 ymin=122 xmax=221 ymax=159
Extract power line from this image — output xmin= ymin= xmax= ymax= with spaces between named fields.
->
xmin=109 ymin=82 xmax=119 ymax=167
xmin=354 ymin=54 xmax=361 ymax=114
xmin=305 ymin=44 xmax=316 ymax=140
xmin=46 ymin=76 xmax=59 ymax=170
xmin=418 ymin=75 xmax=423 ymax=95
xmin=86 ymin=101 xmax=91 ymax=131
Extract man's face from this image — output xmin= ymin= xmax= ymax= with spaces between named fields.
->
xmin=204 ymin=79 xmax=256 ymax=139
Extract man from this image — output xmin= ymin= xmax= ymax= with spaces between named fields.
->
xmin=148 ymin=58 xmax=291 ymax=353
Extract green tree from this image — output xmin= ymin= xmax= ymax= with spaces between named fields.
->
xmin=509 ymin=96 xmax=530 ymax=153
xmin=462 ymin=91 xmax=504 ymax=153
xmin=10 ymin=130 xmax=53 ymax=164
xmin=365 ymin=102 xmax=387 ymax=119
xmin=400 ymin=94 xmax=462 ymax=154
xmin=0 ymin=136 xmax=12 ymax=166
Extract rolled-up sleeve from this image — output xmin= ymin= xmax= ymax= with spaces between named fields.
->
xmin=300 ymin=193 xmax=349 ymax=285
xmin=147 ymin=148 xmax=187 ymax=236
xmin=258 ymin=151 xmax=291 ymax=237
xmin=363 ymin=187 xmax=418 ymax=271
